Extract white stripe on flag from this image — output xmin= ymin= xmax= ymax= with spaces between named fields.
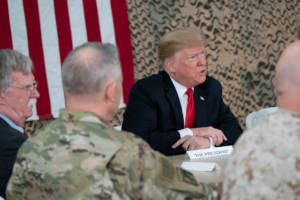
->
xmin=96 ymin=0 xmax=125 ymax=108
xmin=68 ymin=0 xmax=87 ymax=48
xmin=38 ymin=0 xmax=65 ymax=118
xmin=7 ymin=1 xmax=28 ymax=55
xmin=7 ymin=0 xmax=38 ymax=120
xmin=96 ymin=0 xmax=116 ymax=45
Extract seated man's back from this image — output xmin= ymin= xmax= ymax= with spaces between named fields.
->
xmin=7 ymin=109 xmax=215 ymax=199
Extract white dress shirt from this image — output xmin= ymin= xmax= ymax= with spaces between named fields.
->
xmin=170 ymin=77 xmax=194 ymax=138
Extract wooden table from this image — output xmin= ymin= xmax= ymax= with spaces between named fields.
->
xmin=169 ymin=154 xmax=231 ymax=183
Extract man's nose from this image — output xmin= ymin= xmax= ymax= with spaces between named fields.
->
xmin=31 ymin=89 xmax=40 ymax=98
xmin=197 ymin=55 xmax=206 ymax=65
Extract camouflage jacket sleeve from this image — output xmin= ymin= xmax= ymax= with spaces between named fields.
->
xmin=6 ymin=119 xmax=125 ymax=200
xmin=107 ymin=133 xmax=217 ymax=200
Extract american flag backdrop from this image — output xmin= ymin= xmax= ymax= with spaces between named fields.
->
xmin=0 ymin=0 xmax=134 ymax=120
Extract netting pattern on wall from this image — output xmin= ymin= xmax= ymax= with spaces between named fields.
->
xmin=125 ymin=0 xmax=300 ymax=129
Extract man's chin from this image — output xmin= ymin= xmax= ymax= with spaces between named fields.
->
xmin=197 ymin=76 xmax=207 ymax=84
xmin=24 ymin=109 xmax=33 ymax=119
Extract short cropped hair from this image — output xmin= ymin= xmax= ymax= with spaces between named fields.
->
xmin=159 ymin=28 xmax=206 ymax=63
xmin=0 ymin=49 xmax=33 ymax=91
xmin=62 ymin=42 xmax=121 ymax=95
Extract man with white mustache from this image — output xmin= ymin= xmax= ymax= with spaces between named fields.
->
xmin=0 ymin=49 xmax=40 ymax=199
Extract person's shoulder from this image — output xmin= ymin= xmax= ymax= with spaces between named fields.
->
xmin=16 ymin=118 xmax=64 ymax=153
xmin=109 ymin=129 xmax=155 ymax=161
xmin=16 ymin=119 xmax=123 ymax=174
xmin=201 ymin=76 xmax=222 ymax=89
xmin=227 ymin=108 xmax=300 ymax=164
xmin=20 ymin=118 xmax=119 ymax=152
xmin=0 ymin=127 xmax=26 ymax=150
xmin=271 ymin=108 xmax=300 ymax=123
xmin=266 ymin=109 xmax=300 ymax=139
xmin=133 ymin=71 xmax=165 ymax=89
xmin=247 ymin=109 xmax=300 ymax=137
xmin=129 ymin=72 xmax=166 ymax=100
xmin=109 ymin=128 xmax=149 ymax=148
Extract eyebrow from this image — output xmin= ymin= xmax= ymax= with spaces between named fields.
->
xmin=187 ymin=51 xmax=205 ymax=57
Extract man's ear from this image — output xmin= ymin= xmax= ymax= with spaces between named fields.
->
xmin=105 ymin=81 xmax=117 ymax=102
xmin=164 ymin=57 xmax=176 ymax=73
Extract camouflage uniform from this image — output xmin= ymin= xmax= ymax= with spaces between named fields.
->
xmin=7 ymin=109 xmax=216 ymax=200
xmin=222 ymin=109 xmax=300 ymax=200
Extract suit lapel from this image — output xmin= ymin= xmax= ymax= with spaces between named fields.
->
xmin=194 ymin=82 xmax=209 ymax=127
xmin=161 ymin=71 xmax=184 ymax=129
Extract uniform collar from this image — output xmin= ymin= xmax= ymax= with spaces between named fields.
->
xmin=59 ymin=109 xmax=109 ymax=128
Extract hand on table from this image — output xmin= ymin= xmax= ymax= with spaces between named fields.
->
xmin=172 ymin=135 xmax=210 ymax=151
xmin=190 ymin=127 xmax=227 ymax=146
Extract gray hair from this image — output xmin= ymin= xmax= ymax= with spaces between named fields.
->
xmin=62 ymin=42 xmax=121 ymax=95
xmin=0 ymin=49 xmax=33 ymax=91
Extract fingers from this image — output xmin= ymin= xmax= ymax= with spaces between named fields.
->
xmin=215 ymin=132 xmax=222 ymax=146
xmin=171 ymin=135 xmax=191 ymax=149
xmin=172 ymin=130 xmax=226 ymax=151
xmin=185 ymin=136 xmax=210 ymax=151
xmin=182 ymin=140 xmax=190 ymax=151
xmin=215 ymin=130 xmax=227 ymax=146
xmin=192 ymin=127 xmax=227 ymax=146
xmin=211 ymin=135 xmax=218 ymax=145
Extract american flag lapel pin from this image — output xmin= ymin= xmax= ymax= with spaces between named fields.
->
xmin=200 ymin=96 xmax=205 ymax=101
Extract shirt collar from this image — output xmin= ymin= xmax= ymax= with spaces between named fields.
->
xmin=0 ymin=113 xmax=24 ymax=133
xmin=170 ymin=77 xmax=194 ymax=98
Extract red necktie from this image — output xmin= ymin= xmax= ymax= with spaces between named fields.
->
xmin=185 ymin=88 xmax=195 ymax=128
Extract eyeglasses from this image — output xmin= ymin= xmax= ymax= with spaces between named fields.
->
xmin=11 ymin=81 xmax=38 ymax=93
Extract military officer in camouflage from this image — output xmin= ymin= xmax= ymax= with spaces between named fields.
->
xmin=222 ymin=41 xmax=300 ymax=199
xmin=6 ymin=42 xmax=217 ymax=200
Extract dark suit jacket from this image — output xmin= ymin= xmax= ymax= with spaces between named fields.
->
xmin=122 ymin=71 xmax=242 ymax=156
xmin=0 ymin=118 xmax=27 ymax=198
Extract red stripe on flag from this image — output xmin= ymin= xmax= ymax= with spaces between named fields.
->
xmin=0 ymin=0 xmax=13 ymax=49
xmin=53 ymin=0 xmax=73 ymax=64
xmin=82 ymin=0 xmax=102 ymax=42
xmin=23 ymin=0 xmax=53 ymax=119
xmin=110 ymin=0 xmax=134 ymax=104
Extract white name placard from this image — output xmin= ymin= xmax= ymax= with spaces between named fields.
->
xmin=187 ymin=145 xmax=233 ymax=160
xmin=181 ymin=161 xmax=216 ymax=172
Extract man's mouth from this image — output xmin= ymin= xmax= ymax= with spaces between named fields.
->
xmin=199 ymin=68 xmax=207 ymax=75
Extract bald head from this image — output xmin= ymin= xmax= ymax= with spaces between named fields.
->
xmin=274 ymin=40 xmax=300 ymax=113
xmin=276 ymin=41 xmax=300 ymax=71
xmin=62 ymin=42 xmax=121 ymax=98
xmin=61 ymin=42 xmax=123 ymax=122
